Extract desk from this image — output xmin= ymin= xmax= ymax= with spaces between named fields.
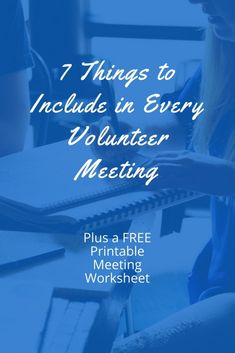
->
xmin=0 ymin=209 xmax=160 ymax=291
xmin=0 ymin=231 xmax=109 ymax=294
xmin=0 ymin=210 xmax=161 ymax=353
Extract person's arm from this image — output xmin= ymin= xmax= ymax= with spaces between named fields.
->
xmin=90 ymin=111 xmax=186 ymax=166
xmin=145 ymin=150 xmax=235 ymax=197
xmin=112 ymin=292 xmax=235 ymax=353
xmin=0 ymin=70 xmax=30 ymax=157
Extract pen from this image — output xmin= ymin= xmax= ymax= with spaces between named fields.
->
xmin=0 ymin=246 xmax=65 ymax=274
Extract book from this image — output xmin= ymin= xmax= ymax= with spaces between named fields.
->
xmin=0 ymin=141 xmax=201 ymax=232
xmin=52 ymin=188 xmax=199 ymax=232
xmin=0 ymin=141 xmax=142 ymax=213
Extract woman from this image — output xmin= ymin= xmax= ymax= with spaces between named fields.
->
xmin=112 ymin=1 xmax=235 ymax=352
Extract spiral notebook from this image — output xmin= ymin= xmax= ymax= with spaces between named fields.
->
xmin=0 ymin=141 xmax=201 ymax=232
xmin=52 ymin=188 xmax=200 ymax=232
xmin=0 ymin=141 xmax=145 ymax=214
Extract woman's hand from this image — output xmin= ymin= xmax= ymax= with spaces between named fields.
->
xmin=144 ymin=150 xmax=235 ymax=196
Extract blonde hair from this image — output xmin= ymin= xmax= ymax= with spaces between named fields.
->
xmin=192 ymin=27 xmax=235 ymax=160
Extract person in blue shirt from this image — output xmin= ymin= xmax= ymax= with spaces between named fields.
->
xmin=111 ymin=0 xmax=235 ymax=352
xmin=0 ymin=0 xmax=33 ymax=157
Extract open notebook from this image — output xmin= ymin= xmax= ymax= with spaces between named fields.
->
xmin=0 ymin=141 xmax=142 ymax=212
xmin=0 ymin=141 xmax=201 ymax=232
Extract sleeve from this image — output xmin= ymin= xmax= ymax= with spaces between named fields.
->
xmin=0 ymin=0 xmax=33 ymax=75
